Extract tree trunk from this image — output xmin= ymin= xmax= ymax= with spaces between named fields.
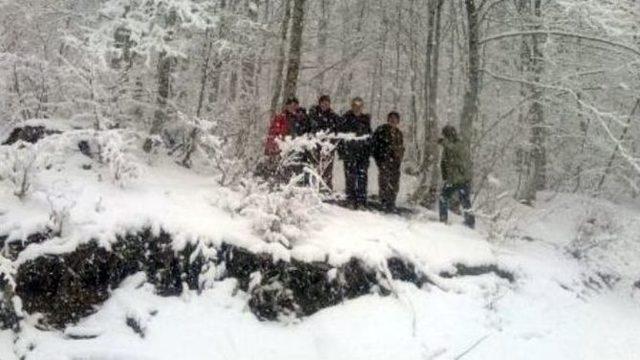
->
xmin=460 ymin=0 xmax=480 ymax=155
xmin=254 ymin=0 xmax=272 ymax=103
xmin=150 ymin=9 xmax=177 ymax=136
xmin=12 ymin=63 xmax=31 ymax=121
xmin=406 ymin=0 xmax=420 ymax=166
xmin=423 ymin=0 xmax=445 ymax=164
xmin=316 ymin=0 xmax=330 ymax=92
xmin=209 ymin=0 xmax=229 ymax=106
xmin=336 ymin=0 xmax=367 ymax=106
xmin=426 ymin=0 xmax=445 ymax=203
xmin=241 ymin=0 xmax=259 ymax=103
xmin=269 ymin=0 xmax=292 ymax=116
xmin=515 ymin=0 xmax=546 ymax=205
xmin=335 ymin=2 xmax=352 ymax=104
xmin=229 ymin=69 xmax=238 ymax=102
xmin=412 ymin=0 xmax=444 ymax=207
xmin=515 ymin=0 xmax=534 ymax=203
xmin=196 ymin=30 xmax=213 ymax=118
xmin=531 ymin=0 xmax=546 ymax=193
xmin=573 ymin=91 xmax=588 ymax=193
xmin=237 ymin=0 xmax=261 ymax=158
xmin=111 ymin=19 xmax=136 ymax=126
xmin=445 ymin=1 xmax=458 ymax=123
xmin=369 ymin=1 xmax=388 ymax=119
xmin=392 ymin=0 xmax=402 ymax=109
xmin=282 ymin=0 xmax=306 ymax=102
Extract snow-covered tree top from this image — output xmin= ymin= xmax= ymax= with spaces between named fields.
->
xmin=88 ymin=0 xmax=219 ymax=62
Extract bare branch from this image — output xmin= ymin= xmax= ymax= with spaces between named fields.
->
xmin=454 ymin=335 xmax=490 ymax=360
xmin=480 ymin=30 xmax=640 ymax=57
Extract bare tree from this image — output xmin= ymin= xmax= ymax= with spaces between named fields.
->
xmin=316 ymin=0 xmax=331 ymax=92
xmin=150 ymin=9 xmax=178 ymax=137
xmin=282 ymin=0 xmax=306 ymax=101
xmin=413 ymin=0 xmax=445 ymax=207
xmin=515 ymin=0 xmax=546 ymax=205
xmin=460 ymin=0 xmax=480 ymax=155
xmin=269 ymin=0 xmax=292 ymax=116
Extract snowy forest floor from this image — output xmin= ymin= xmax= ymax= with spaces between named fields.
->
xmin=1 ymin=124 xmax=640 ymax=360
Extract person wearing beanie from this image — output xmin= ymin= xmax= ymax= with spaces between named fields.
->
xmin=263 ymin=96 xmax=311 ymax=182
xmin=372 ymin=111 xmax=405 ymax=212
xmin=337 ymin=97 xmax=372 ymax=208
xmin=439 ymin=125 xmax=475 ymax=228
xmin=308 ymin=95 xmax=341 ymax=190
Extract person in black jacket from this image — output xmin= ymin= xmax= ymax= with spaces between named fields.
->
xmin=309 ymin=95 xmax=340 ymax=134
xmin=372 ymin=111 xmax=404 ymax=211
xmin=308 ymin=95 xmax=341 ymax=190
xmin=338 ymin=97 xmax=372 ymax=207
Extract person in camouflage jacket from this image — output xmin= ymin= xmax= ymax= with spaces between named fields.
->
xmin=439 ymin=125 xmax=475 ymax=228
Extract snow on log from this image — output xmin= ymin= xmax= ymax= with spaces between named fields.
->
xmin=11 ymin=228 xmax=431 ymax=328
xmin=2 ymin=126 xmax=61 ymax=146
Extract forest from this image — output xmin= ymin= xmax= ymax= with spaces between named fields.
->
xmin=1 ymin=1 xmax=640 ymax=359
xmin=2 ymin=0 xmax=639 ymax=210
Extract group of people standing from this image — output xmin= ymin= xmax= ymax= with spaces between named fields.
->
xmin=263 ymin=95 xmax=475 ymax=228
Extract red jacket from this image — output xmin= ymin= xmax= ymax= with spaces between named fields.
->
xmin=265 ymin=111 xmax=293 ymax=156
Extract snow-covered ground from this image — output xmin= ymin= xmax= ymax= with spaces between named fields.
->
xmin=1 ymin=126 xmax=640 ymax=359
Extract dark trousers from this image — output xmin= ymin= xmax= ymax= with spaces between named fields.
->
xmin=439 ymin=183 xmax=475 ymax=228
xmin=344 ymin=160 xmax=369 ymax=206
xmin=378 ymin=163 xmax=401 ymax=210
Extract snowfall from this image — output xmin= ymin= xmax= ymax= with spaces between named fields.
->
xmin=1 ymin=121 xmax=640 ymax=360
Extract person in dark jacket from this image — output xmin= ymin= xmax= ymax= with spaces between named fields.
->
xmin=308 ymin=95 xmax=341 ymax=190
xmin=439 ymin=125 xmax=475 ymax=228
xmin=372 ymin=111 xmax=404 ymax=211
xmin=264 ymin=97 xmax=311 ymax=182
xmin=338 ymin=97 xmax=372 ymax=207
xmin=309 ymin=95 xmax=340 ymax=134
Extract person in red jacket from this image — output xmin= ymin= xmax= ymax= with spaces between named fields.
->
xmin=263 ymin=97 xmax=310 ymax=182
xmin=264 ymin=97 xmax=300 ymax=159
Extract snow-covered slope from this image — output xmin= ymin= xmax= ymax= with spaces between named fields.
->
xmin=1 ymin=124 xmax=640 ymax=359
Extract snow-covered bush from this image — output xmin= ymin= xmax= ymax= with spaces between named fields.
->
xmin=217 ymin=133 xmax=361 ymax=248
xmin=0 ymin=127 xmax=143 ymax=191
xmin=214 ymin=133 xmax=352 ymax=248
xmin=46 ymin=194 xmax=75 ymax=238
xmin=94 ymin=131 xmax=142 ymax=187
xmin=568 ymin=207 xmax=620 ymax=260
xmin=228 ymin=178 xmax=323 ymax=249
xmin=165 ymin=112 xmax=244 ymax=186
xmin=0 ymin=142 xmax=41 ymax=199
xmin=475 ymin=174 xmax=516 ymax=242
xmin=274 ymin=132 xmax=338 ymax=192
